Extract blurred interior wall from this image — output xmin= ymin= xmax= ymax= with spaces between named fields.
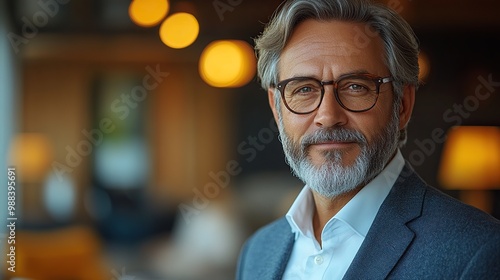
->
xmin=21 ymin=60 xmax=92 ymax=222
xmin=20 ymin=38 xmax=236 ymax=221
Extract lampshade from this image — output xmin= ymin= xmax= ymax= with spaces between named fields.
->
xmin=438 ymin=126 xmax=500 ymax=190
xmin=10 ymin=133 xmax=54 ymax=183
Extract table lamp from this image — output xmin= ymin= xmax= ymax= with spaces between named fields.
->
xmin=10 ymin=133 xmax=54 ymax=183
xmin=438 ymin=126 xmax=500 ymax=213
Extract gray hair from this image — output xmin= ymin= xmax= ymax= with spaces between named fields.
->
xmin=255 ymin=0 xmax=419 ymax=147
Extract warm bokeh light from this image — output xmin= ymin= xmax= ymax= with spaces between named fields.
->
xmin=129 ymin=0 xmax=169 ymax=27
xmin=10 ymin=133 xmax=54 ymax=183
xmin=418 ymin=51 xmax=430 ymax=82
xmin=159 ymin=12 xmax=199 ymax=49
xmin=199 ymin=40 xmax=256 ymax=88
xmin=439 ymin=126 xmax=500 ymax=189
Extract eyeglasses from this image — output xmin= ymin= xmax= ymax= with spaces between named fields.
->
xmin=276 ymin=73 xmax=393 ymax=114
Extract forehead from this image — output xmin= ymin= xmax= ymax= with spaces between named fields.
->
xmin=279 ymin=19 xmax=388 ymax=79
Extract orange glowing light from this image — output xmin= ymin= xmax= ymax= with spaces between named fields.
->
xmin=159 ymin=12 xmax=199 ymax=49
xmin=129 ymin=0 xmax=169 ymax=27
xmin=199 ymin=40 xmax=256 ymax=88
xmin=439 ymin=126 xmax=500 ymax=190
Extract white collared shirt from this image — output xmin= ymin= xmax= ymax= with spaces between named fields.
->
xmin=282 ymin=150 xmax=405 ymax=280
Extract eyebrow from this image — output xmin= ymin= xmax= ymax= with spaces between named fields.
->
xmin=285 ymin=69 xmax=373 ymax=81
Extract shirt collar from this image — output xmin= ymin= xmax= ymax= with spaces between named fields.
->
xmin=286 ymin=149 xmax=405 ymax=239
xmin=286 ymin=182 xmax=316 ymax=239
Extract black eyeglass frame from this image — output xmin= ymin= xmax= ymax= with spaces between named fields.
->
xmin=275 ymin=73 xmax=394 ymax=114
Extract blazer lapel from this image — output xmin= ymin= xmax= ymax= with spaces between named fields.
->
xmin=344 ymin=163 xmax=426 ymax=279
xmin=267 ymin=225 xmax=295 ymax=279
xmin=250 ymin=217 xmax=295 ymax=280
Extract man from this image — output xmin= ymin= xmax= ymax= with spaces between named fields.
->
xmin=236 ymin=0 xmax=500 ymax=279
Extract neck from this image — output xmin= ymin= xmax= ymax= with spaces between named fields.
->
xmin=311 ymin=187 xmax=362 ymax=246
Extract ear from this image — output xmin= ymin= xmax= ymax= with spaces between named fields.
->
xmin=398 ymin=84 xmax=416 ymax=130
xmin=268 ymin=88 xmax=280 ymax=124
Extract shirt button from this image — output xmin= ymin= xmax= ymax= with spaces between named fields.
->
xmin=314 ymin=255 xmax=324 ymax=265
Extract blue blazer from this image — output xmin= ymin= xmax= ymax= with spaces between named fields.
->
xmin=237 ymin=164 xmax=500 ymax=279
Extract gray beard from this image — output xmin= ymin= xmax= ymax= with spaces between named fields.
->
xmin=278 ymin=112 xmax=400 ymax=198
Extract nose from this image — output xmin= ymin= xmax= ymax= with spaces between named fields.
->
xmin=313 ymin=87 xmax=348 ymax=128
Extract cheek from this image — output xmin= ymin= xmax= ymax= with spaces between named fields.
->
xmin=281 ymin=110 xmax=315 ymax=142
xmin=368 ymin=92 xmax=395 ymax=127
xmin=349 ymin=106 xmax=393 ymax=142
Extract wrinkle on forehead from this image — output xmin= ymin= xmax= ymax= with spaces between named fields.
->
xmin=278 ymin=19 xmax=387 ymax=80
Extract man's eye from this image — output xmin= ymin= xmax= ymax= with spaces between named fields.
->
xmin=296 ymin=86 xmax=314 ymax=93
xmin=292 ymin=84 xmax=321 ymax=95
xmin=347 ymin=84 xmax=368 ymax=91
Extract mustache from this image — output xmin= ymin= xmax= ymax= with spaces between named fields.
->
xmin=301 ymin=127 xmax=367 ymax=147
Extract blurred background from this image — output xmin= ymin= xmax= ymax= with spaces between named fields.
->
xmin=1 ymin=0 xmax=499 ymax=279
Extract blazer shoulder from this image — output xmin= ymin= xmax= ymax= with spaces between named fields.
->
xmin=422 ymin=185 xmax=500 ymax=234
xmin=397 ymin=163 xmax=500 ymax=234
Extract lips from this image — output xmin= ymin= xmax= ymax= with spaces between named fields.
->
xmin=310 ymin=141 xmax=358 ymax=150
